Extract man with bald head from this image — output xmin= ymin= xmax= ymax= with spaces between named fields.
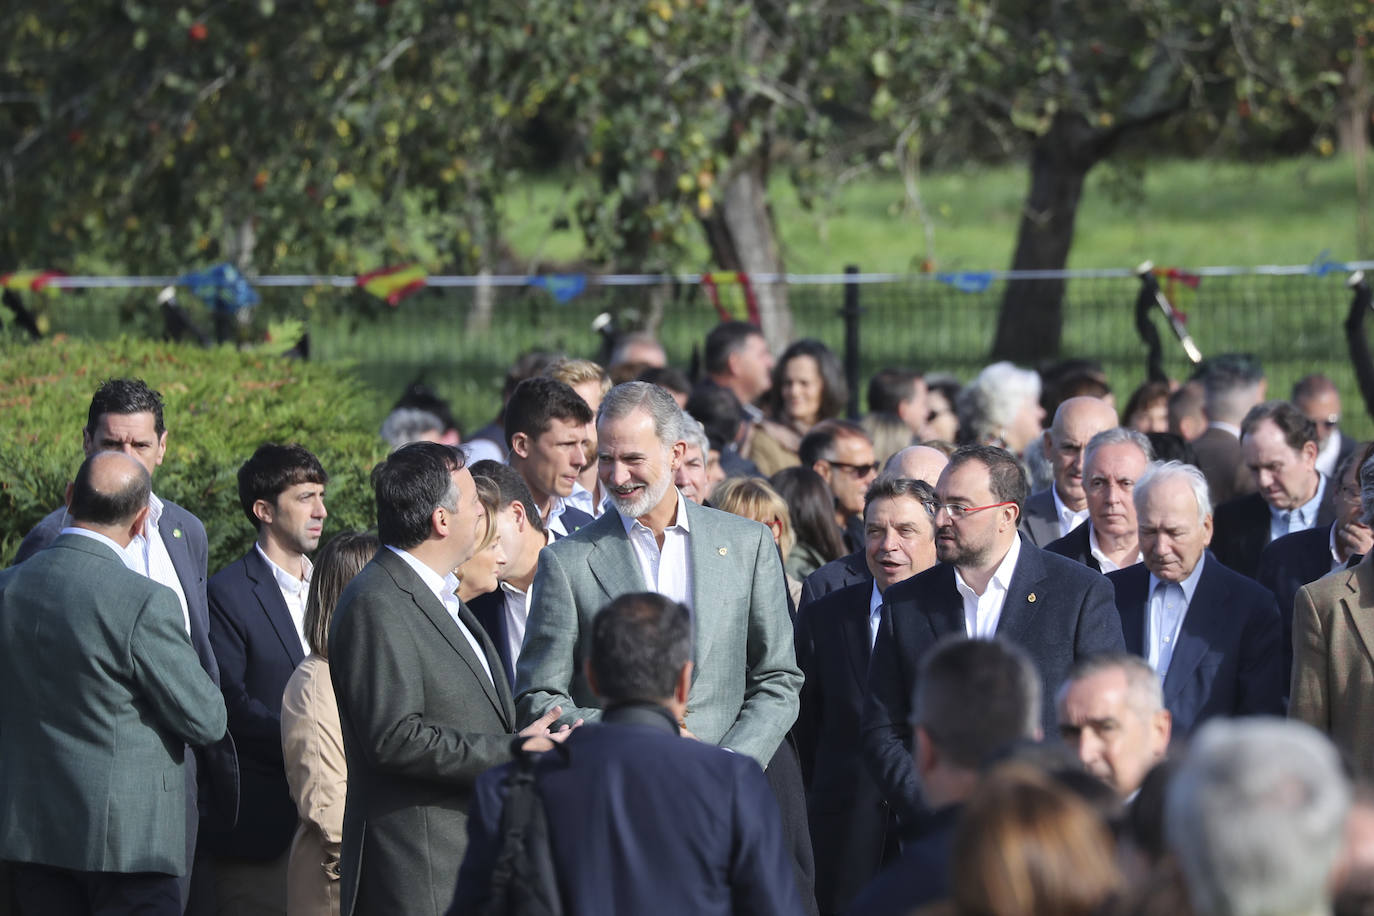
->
xmin=796 ymin=446 xmax=949 ymax=608
xmin=1 ymin=452 xmax=227 ymax=914
xmin=1021 ymin=397 xmax=1120 ymax=545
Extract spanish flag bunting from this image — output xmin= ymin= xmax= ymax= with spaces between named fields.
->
xmin=701 ymin=271 xmax=760 ymax=325
xmin=358 ymin=264 xmax=427 ymax=306
xmin=1 ymin=270 xmax=65 ymax=293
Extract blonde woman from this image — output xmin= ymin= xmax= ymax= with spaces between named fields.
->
xmin=712 ymin=476 xmax=803 ymax=609
xmin=456 ymin=476 xmax=507 ymax=604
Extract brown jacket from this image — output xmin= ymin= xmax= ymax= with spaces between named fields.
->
xmin=280 ymin=655 xmax=346 ymax=916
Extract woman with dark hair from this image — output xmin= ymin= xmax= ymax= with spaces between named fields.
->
xmin=752 ymin=339 xmax=849 ymax=476
xmin=279 ymin=532 xmax=379 ymax=916
xmin=1123 ymin=380 xmax=1172 ymax=434
xmin=770 ymin=466 xmax=846 ymax=581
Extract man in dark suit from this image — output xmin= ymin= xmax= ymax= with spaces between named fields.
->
xmin=1 ymin=451 xmax=227 ymax=915
xmin=1021 ymin=397 xmax=1119 ymax=546
xmin=329 ymin=443 xmax=571 ymax=916
xmin=795 ymin=476 xmax=938 ymax=915
xmin=467 ymin=460 xmax=550 ymax=687
xmin=1108 ymin=461 xmax=1283 ymax=736
xmin=10 ymin=377 xmax=231 ymax=908
xmin=504 ymin=376 xmax=595 ymax=538
xmin=801 ymin=420 xmax=879 ymax=554
xmin=1045 ymin=427 xmax=1153 ymax=574
xmin=847 ymin=637 xmax=1042 ymax=916
xmin=205 ymin=443 xmax=329 ymax=913
xmin=862 ymin=445 xmax=1125 ymax=829
xmin=1258 ymin=444 xmax=1372 ymax=690
xmin=455 ymin=592 xmax=801 ymax=916
xmin=1190 ymin=354 xmax=1266 ymax=505
xmin=1213 ymin=400 xmax=1336 ymax=579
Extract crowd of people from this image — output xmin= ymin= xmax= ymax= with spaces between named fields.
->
xmin=3 ymin=321 xmax=1374 ymax=916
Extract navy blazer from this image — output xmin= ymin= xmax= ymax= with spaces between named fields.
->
xmin=797 ymin=550 xmax=871 ymax=610
xmin=843 ymin=804 xmax=960 ymax=916
xmin=1107 ymin=552 xmax=1284 ymax=736
xmin=551 ymin=505 xmax=593 ymax=539
xmin=1043 ymin=522 xmax=1100 ymax=573
xmin=206 ymin=548 xmax=307 ymax=859
xmin=861 ymin=538 xmax=1124 ymax=827
xmin=794 ymin=582 xmax=893 ymax=914
xmin=1212 ymin=488 xmax=1336 ymax=580
xmin=1257 ymin=524 xmax=1339 ymax=701
xmin=453 ymin=703 xmax=803 ymax=916
xmin=469 ymin=588 xmax=516 ymax=689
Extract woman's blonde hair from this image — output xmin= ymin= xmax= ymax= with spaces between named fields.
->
xmin=472 ymin=475 xmax=501 ymax=554
xmin=711 ymin=476 xmax=794 ymax=557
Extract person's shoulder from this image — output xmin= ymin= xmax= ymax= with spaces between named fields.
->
xmin=208 ymin=550 xmax=255 ymax=589
xmin=1024 ymin=488 xmax=1055 ymax=516
xmin=1214 ymin=491 xmax=1266 ymax=523
xmin=548 ymin=508 xmax=622 ymax=552
xmin=802 ymin=579 xmax=871 ymax=617
xmin=689 ymin=501 xmax=771 ymax=540
xmin=1202 ymin=553 xmax=1275 ymax=604
xmin=1260 ymin=525 xmax=1329 ymax=562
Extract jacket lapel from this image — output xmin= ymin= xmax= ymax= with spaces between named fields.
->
xmin=686 ymin=500 xmax=732 ymax=676
xmin=993 ymin=539 xmax=1049 ymax=646
xmin=919 ymin=565 xmax=965 ymax=640
xmin=1162 ymin=555 xmax=1222 ymax=703
xmin=841 ymin=586 xmax=875 ymax=686
xmin=245 ymin=549 xmax=306 ymax=667
xmin=1345 ymin=557 xmax=1374 ymax=662
xmin=587 ymin=512 xmax=647 ymax=601
xmin=459 ymin=601 xmax=516 ymax=726
xmin=1115 ymin=567 xmax=1149 ymax=656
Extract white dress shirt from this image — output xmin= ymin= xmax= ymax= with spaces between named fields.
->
xmin=387 ymin=545 xmax=494 ymax=686
xmin=255 ymin=544 xmax=313 ymax=654
xmin=123 ymin=493 xmax=191 ymax=636
xmin=1052 ymin=485 xmax=1089 ymax=539
xmin=956 ymin=534 xmax=1023 ymax=638
xmin=61 ymin=526 xmax=138 ymax=570
xmin=500 ymin=581 xmax=531 ymax=669
xmin=1315 ymin=430 xmax=1344 ymax=478
xmin=868 ymin=580 xmax=884 ymax=650
xmin=1146 ymin=553 xmax=1207 ymax=679
xmin=1329 ymin=522 xmax=1350 ymax=573
xmin=1089 ymin=525 xmax=1142 ymax=574
xmin=566 ymin=480 xmax=609 ymax=519
xmin=1268 ymin=474 xmax=1327 ymax=544
xmin=619 ymin=489 xmax=693 ymax=613
xmin=546 ymin=496 xmax=578 ymax=538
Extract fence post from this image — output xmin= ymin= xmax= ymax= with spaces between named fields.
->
xmin=842 ymin=264 xmax=862 ymax=419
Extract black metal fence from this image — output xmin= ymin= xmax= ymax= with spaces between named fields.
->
xmin=9 ymin=266 xmax=1371 ymax=438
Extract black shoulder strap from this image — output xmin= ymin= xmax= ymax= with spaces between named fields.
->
xmin=481 ymin=744 xmax=570 ymax=916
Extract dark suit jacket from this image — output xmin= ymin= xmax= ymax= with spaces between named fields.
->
xmin=329 ymin=548 xmax=517 ymax=916
xmin=1019 ymin=487 xmax=1060 ymax=546
xmin=453 ymin=703 xmax=803 ymax=916
xmin=1257 ymin=524 xmax=1338 ymax=700
xmin=798 ymin=550 xmax=871 ymax=610
xmin=1044 ymin=522 xmax=1100 ymax=573
xmin=1108 ymin=553 xmax=1283 ymax=736
xmin=1213 ymin=487 xmax=1337 ymax=580
xmin=468 ymin=588 xmax=515 ymax=688
xmin=206 ymin=548 xmax=307 ymax=859
xmin=1193 ymin=426 xmax=1254 ymax=506
xmin=551 ymin=504 xmax=593 ymax=539
xmin=861 ymin=538 xmax=1124 ymax=826
xmin=842 ymin=804 xmax=960 ymax=916
xmin=794 ymin=582 xmax=892 ymax=914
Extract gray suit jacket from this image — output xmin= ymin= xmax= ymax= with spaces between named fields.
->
xmin=329 ymin=547 xmax=516 ymax=916
xmin=1019 ymin=488 xmax=1061 ymax=547
xmin=516 ymin=500 xmax=802 ymax=766
xmin=0 ymin=534 xmax=226 ymax=874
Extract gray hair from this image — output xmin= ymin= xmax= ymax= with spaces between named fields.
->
xmin=956 ymin=362 xmax=1041 ymax=444
xmin=1134 ymin=460 xmax=1211 ymax=526
xmin=1057 ymin=652 xmax=1163 ymax=719
xmin=1083 ymin=427 xmax=1154 ymax=475
xmin=680 ymin=410 xmax=709 ymax=458
xmin=1167 ymin=718 xmax=1350 ymax=916
xmin=598 ymin=381 xmax=684 ymax=447
xmin=379 ymin=407 xmax=445 ymax=450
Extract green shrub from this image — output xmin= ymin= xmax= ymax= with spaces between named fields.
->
xmin=1 ymin=337 xmax=389 ymax=573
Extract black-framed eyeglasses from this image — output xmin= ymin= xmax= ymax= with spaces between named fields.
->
xmin=826 ymin=460 xmax=880 ymax=477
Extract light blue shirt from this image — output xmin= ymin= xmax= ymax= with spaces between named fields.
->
xmin=1268 ymin=473 xmax=1327 ymax=544
xmin=1146 ymin=553 xmax=1207 ymax=680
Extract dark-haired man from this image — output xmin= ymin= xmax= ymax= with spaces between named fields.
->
xmin=504 ymin=376 xmax=595 ymax=538
xmin=866 ymin=368 xmax=927 ymax=439
xmin=456 ymin=593 xmax=800 ymax=916
xmin=329 ymin=443 xmax=570 ymax=916
xmin=1 ymin=451 xmax=227 ymax=915
xmin=862 ymin=444 xmax=1124 ymax=829
xmin=801 ymin=420 xmax=879 ymax=553
xmin=205 ymin=443 xmax=329 ymax=912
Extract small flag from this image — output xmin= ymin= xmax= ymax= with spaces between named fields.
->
xmin=180 ymin=263 xmax=260 ymax=311
xmin=358 ymin=264 xmax=427 ymax=306
xmin=0 ymin=270 xmax=65 ymax=293
xmin=935 ymin=271 xmax=994 ymax=294
xmin=529 ymin=274 xmax=587 ymax=304
xmin=701 ymin=271 xmax=760 ymax=325
xmin=1307 ymin=250 xmax=1348 ymax=278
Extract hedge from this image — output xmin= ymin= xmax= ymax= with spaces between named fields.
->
xmin=1 ymin=337 xmax=389 ymax=574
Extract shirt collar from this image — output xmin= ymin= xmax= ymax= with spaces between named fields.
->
xmin=255 ymin=543 xmax=312 ymax=595
xmin=145 ymin=491 xmax=164 ymax=528
xmin=1268 ymin=473 xmax=1326 ymax=529
xmin=1209 ymin=421 xmax=1241 ymax=439
xmin=955 ymin=532 xmax=1022 ymax=599
xmin=1148 ymin=551 xmax=1206 ymax=605
xmin=386 ymin=544 xmax=460 ymax=606
xmin=870 ymin=579 xmax=884 ymax=613
xmin=1088 ymin=524 xmax=1142 ymax=572
xmin=1051 ymin=484 xmax=1088 ymax=528
xmin=617 ymin=488 xmax=691 ymax=536
xmin=60 ymin=527 xmax=137 ymax=569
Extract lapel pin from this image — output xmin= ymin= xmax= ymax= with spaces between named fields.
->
xmin=173 ymin=528 xmax=183 ymax=539
xmin=1027 ymin=592 xmax=1037 ymax=603
xmin=718 ymin=547 xmax=727 ymax=556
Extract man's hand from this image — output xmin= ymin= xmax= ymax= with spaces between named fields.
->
xmin=519 ymin=706 xmax=582 ymax=752
xmin=1337 ymin=522 xmax=1374 ymax=561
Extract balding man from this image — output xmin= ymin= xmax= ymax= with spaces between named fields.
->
xmin=0 ymin=452 xmax=226 ymax=915
xmin=1021 ymin=397 xmax=1120 ymax=545
xmin=1057 ymin=653 xmax=1171 ymax=799
xmin=796 ymin=446 xmax=948 ymax=608
xmin=1045 ymin=428 xmax=1153 ymax=573
xmin=1107 ymin=461 xmax=1283 ymax=736
xmin=1293 ymin=374 xmax=1354 ymax=479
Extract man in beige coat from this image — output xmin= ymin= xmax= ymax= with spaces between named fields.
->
xmin=1291 ymin=451 xmax=1374 ymax=775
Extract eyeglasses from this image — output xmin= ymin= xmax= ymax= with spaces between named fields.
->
xmin=932 ymin=500 xmax=1017 ymax=520
xmin=1316 ymin=414 xmax=1340 ymax=429
xmin=826 ymin=459 xmax=879 ymax=477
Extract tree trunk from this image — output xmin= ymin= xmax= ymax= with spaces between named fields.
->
xmin=990 ymin=113 xmax=1101 ymax=364
xmin=700 ymin=154 xmax=792 ymax=350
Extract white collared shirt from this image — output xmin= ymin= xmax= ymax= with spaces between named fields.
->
xmin=1146 ymin=553 xmax=1207 ymax=679
xmin=123 ymin=493 xmax=190 ymax=636
xmin=868 ymin=580 xmax=884 ymax=650
xmin=1268 ymin=474 xmax=1327 ymax=544
xmin=61 ymin=526 xmax=138 ymax=570
xmin=1316 ymin=431 xmax=1344 ymax=479
xmin=500 ymin=580 xmax=531 ymax=669
xmin=956 ymin=534 xmax=1023 ymax=638
xmin=1208 ymin=421 xmax=1242 ymax=439
xmin=1089 ymin=525 xmax=1142 ymax=574
xmin=255 ymin=544 xmax=313 ymax=654
xmin=386 ymin=545 xmax=494 ymax=686
xmin=566 ymin=480 xmax=609 ymax=520
xmin=1052 ymin=485 xmax=1089 ymax=539
xmin=618 ymin=489 xmax=693 ymax=613
xmin=546 ymin=495 xmax=576 ymax=538
xmin=1329 ymin=522 xmax=1349 ymax=573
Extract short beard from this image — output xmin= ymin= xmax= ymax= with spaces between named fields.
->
xmin=607 ymin=469 xmax=674 ymax=520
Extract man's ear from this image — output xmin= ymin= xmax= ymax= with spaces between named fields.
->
xmin=509 ymin=499 xmax=529 ymax=533
xmin=812 ymin=461 xmax=832 ymax=485
xmin=129 ymin=505 xmax=150 ymax=541
xmin=674 ymin=661 xmax=693 ymax=705
xmin=510 ymin=431 xmax=531 ymax=460
xmin=1042 ymin=429 xmax=1054 ymax=456
xmin=252 ymin=498 xmax=275 ymax=528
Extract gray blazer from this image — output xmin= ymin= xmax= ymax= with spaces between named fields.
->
xmin=1019 ymin=487 xmax=1061 ymax=547
xmin=329 ymin=547 xmax=516 ymax=916
xmin=0 ymin=534 xmax=226 ymax=874
xmin=516 ymin=500 xmax=803 ymax=767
